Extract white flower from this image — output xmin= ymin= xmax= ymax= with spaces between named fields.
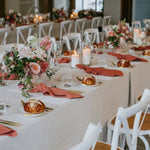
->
xmin=17 ymin=13 xmax=21 ymax=17
xmin=18 ymin=45 xmax=32 ymax=59
xmin=107 ymin=41 xmax=111 ymax=45
xmin=9 ymin=9 xmax=14 ymax=14
xmin=10 ymin=64 xmax=15 ymax=69
xmin=109 ymin=44 xmax=114 ymax=49
xmin=9 ymin=57 xmax=14 ymax=61
xmin=27 ymin=36 xmax=37 ymax=43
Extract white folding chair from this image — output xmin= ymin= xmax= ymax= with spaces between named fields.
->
xmin=74 ymin=18 xmax=87 ymax=39
xmin=57 ymin=20 xmax=73 ymax=48
xmin=0 ymin=28 xmax=10 ymax=45
xmin=16 ymin=25 xmax=34 ymax=44
xmin=39 ymin=22 xmax=54 ymax=38
xmin=107 ymin=88 xmax=150 ymax=150
xmin=132 ymin=21 xmax=141 ymax=28
xmin=69 ymin=123 xmax=102 ymax=150
xmin=102 ymin=16 xmax=112 ymax=29
xmin=91 ymin=17 xmax=103 ymax=28
xmin=63 ymin=33 xmax=82 ymax=50
xmin=84 ymin=28 xmax=100 ymax=43
xmin=143 ymin=19 xmax=150 ymax=28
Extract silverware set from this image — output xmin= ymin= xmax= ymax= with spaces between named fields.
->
xmin=0 ymin=119 xmax=22 ymax=127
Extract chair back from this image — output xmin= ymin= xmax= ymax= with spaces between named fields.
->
xmin=91 ymin=17 xmax=102 ymax=28
xmin=132 ymin=21 xmax=141 ymax=28
xmin=75 ymin=18 xmax=87 ymax=39
xmin=39 ymin=22 xmax=54 ymax=38
xmin=111 ymin=88 xmax=150 ymax=150
xmin=143 ymin=19 xmax=150 ymax=28
xmin=69 ymin=123 xmax=102 ymax=150
xmin=63 ymin=33 xmax=82 ymax=50
xmin=60 ymin=20 xmax=73 ymax=45
xmin=84 ymin=28 xmax=100 ymax=43
xmin=16 ymin=25 xmax=34 ymax=44
xmin=0 ymin=28 xmax=10 ymax=45
xmin=102 ymin=16 xmax=111 ymax=28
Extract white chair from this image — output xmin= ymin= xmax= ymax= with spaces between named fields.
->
xmin=74 ymin=18 xmax=87 ymax=39
xmin=69 ymin=123 xmax=102 ymax=150
xmin=39 ymin=22 xmax=54 ymax=38
xmin=16 ymin=25 xmax=34 ymax=44
xmin=107 ymin=88 xmax=150 ymax=150
xmin=132 ymin=21 xmax=141 ymax=28
xmin=102 ymin=16 xmax=112 ymax=29
xmin=0 ymin=28 xmax=10 ymax=45
xmin=84 ymin=28 xmax=100 ymax=43
xmin=63 ymin=33 xmax=82 ymax=50
xmin=57 ymin=20 xmax=73 ymax=48
xmin=91 ymin=17 xmax=103 ymax=28
xmin=143 ymin=19 xmax=150 ymax=28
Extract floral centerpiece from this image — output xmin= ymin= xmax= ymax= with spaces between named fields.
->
xmin=52 ymin=7 xmax=68 ymax=20
xmin=3 ymin=36 xmax=53 ymax=97
xmin=78 ymin=9 xmax=97 ymax=19
xmin=104 ymin=20 xmax=133 ymax=49
xmin=5 ymin=9 xmax=21 ymax=24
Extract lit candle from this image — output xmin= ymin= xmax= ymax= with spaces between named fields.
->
xmin=140 ymin=31 xmax=146 ymax=39
xmin=70 ymin=14 xmax=73 ymax=19
xmin=75 ymin=13 xmax=78 ymax=17
xmin=82 ymin=47 xmax=91 ymax=65
xmin=133 ymin=28 xmax=140 ymax=43
xmin=39 ymin=16 xmax=43 ymax=23
xmin=71 ymin=51 xmax=80 ymax=68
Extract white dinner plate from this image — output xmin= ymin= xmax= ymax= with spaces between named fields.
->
xmin=81 ymin=82 xmax=102 ymax=87
xmin=19 ymin=107 xmax=46 ymax=118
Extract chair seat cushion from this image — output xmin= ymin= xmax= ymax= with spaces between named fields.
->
xmin=111 ymin=113 xmax=150 ymax=130
xmin=93 ymin=141 xmax=122 ymax=150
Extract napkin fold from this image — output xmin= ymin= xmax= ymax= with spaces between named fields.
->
xmin=98 ymin=51 xmax=103 ymax=55
xmin=76 ymin=64 xmax=123 ymax=77
xmin=131 ymin=45 xmax=150 ymax=51
xmin=107 ymin=52 xmax=148 ymax=62
xmin=30 ymin=83 xmax=83 ymax=99
xmin=57 ymin=57 xmax=70 ymax=64
xmin=0 ymin=124 xmax=17 ymax=137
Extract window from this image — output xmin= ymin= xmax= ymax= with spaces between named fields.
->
xmin=76 ymin=0 xmax=103 ymax=12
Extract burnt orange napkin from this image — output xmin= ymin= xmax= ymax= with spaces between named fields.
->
xmin=76 ymin=64 xmax=123 ymax=77
xmin=30 ymin=83 xmax=83 ymax=99
xmin=107 ymin=52 xmax=148 ymax=62
xmin=0 ymin=124 xmax=17 ymax=137
xmin=57 ymin=57 xmax=70 ymax=64
xmin=98 ymin=51 xmax=103 ymax=55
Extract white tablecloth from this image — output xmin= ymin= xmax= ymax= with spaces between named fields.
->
xmin=0 ymin=64 xmax=129 ymax=150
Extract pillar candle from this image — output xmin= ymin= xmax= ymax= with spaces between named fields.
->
xmin=82 ymin=47 xmax=91 ymax=65
xmin=71 ymin=51 xmax=80 ymax=68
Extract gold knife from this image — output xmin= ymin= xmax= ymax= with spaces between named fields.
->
xmin=0 ymin=119 xmax=22 ymax=127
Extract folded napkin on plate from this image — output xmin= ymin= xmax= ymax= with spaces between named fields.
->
xmin=131 ymin=45 xmax=150 ymax=51
xmin=57 ymin=57 xmax=70 ymax=64
xmin=30 ymin=83 xmax=83 ymax=99
xmin=107 ymin=52 xmax=148 ymax=62
xmin=76 ymin=64 xmax=123 ymax=77
xmin=0 ymin=124 xmax=17 ymax=137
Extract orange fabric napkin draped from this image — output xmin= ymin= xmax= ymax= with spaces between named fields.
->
xmin=76 ymin=64 xmax=123 ymax=77
xmin=0 ymin=124 xmax=17 ymax=137
xmin=57 ymin=57 xmax=70 ymax=64
xmin=107 ymin=52 xmax=148 ymax=62
xmin=30 ymin=83 xmax=83 ymax=99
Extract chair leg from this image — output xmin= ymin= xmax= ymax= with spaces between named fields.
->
xmin=107 ymin=127 xmax=112 ymax=144
xmin=139 ymin=135 xmax=150 ymax=150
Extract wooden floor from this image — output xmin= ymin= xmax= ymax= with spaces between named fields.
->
xmin=137 ymin=136 xmax=150 ymax=150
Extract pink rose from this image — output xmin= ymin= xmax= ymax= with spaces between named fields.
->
xmin=30 ymin=62 xmax=41 ymax=74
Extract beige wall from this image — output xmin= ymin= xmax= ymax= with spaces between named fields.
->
xmin=5 ymin=0 xmax=20 ymax=12
xmin=104 ymin=0 xmax=121 ymax=24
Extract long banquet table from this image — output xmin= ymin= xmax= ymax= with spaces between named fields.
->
xmin=0 ymin=44 xmax=150 ymax=150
